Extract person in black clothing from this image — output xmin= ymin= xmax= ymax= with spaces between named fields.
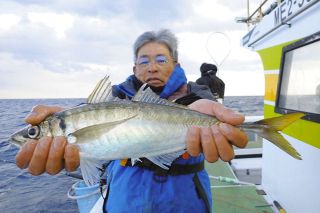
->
xmin=196 ymin=63 xmax=225 ymax=99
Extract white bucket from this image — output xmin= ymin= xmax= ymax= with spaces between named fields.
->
xmin=68 ymin=180 xmax=101 ymax=213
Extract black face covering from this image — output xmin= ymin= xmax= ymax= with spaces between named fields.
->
xmin=149 ymin=85 xmax=165 ymax=94
xmin=131 ymin=75 xmax=164 ymax=95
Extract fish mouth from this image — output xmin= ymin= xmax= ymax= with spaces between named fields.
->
xmin=10 ymin=126 xmax=30 ymax=147
xmin=10 ymin=135 xmax=25 ymax=147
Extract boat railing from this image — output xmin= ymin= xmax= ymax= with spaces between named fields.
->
xmin=233 ymin=115 xmax=264 ymax=158
xmin=239 ymin=0 xmax=320 ymax=47
xmin=236 ymin=0 xmax=278 ymax=26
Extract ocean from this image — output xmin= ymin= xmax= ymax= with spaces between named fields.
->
xmin=0 ymin=96 xmax=263 ymax=213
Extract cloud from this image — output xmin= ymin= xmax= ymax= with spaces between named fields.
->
xmin=28 ymin=12 xmax=74 ymax=38
xmin=0 ymin=12 xmax=136 ymax=72
xmin=0 ymin=53 xmax=110 ymax=98
xmin=0 ymin=14 xmax=21 ymax=31
xmin=0 ymin=0 xmax=264 ymax=98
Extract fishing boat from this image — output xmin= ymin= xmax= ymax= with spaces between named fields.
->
xmin=68 ymin=1 xmax=320 ymax=212
xmin=211 ymin=0 xmax=320 ymax=212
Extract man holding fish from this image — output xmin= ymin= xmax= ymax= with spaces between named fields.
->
xmin=15 ymin=29 xmax=249 ymax=212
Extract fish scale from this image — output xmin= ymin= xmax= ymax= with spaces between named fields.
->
xmin=77 ymin=118 xmax=187 ymax=160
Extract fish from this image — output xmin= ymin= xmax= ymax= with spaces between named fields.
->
xmin=10 ymin=75 xmax=304 ymax=185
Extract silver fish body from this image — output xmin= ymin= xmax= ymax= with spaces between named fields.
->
xmin=10 ymin=77 xmax=304 ymax=185
xmin=11 ymin=77 xmax=304 ymax=169
xmin=64 ymin=100 xmax=217 ymax=160
xmin=12 ymin=100 xmax=218 ymax=161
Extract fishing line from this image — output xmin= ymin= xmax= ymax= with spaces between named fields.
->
xmin=205 ymin=31 xmax=232 ymax=75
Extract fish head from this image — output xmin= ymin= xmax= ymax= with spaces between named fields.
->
xmin=10 ymin=125 xmax=41 ymax=147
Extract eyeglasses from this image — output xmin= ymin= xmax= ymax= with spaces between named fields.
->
xmin=136 ymin=55 xmax=173 ymax=68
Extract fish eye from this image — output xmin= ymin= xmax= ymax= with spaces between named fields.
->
xmin=28 ymin=126 xmax=40 ymax=139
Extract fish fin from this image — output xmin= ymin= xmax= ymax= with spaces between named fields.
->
xmin=258 ymin=129 xmax=302 ymax=160
xmin=87 ymin=75 xmax=114 ymax=104
xmin=70 ymin=115 xmax=137 ymax=139
xmin=79 ymin=153 xmax=107 ymax=186
xmin=253 ymin=112 xmax=305 ymax=131
xmin=145 ymin=150 xmax=186 ymax=170
xmin=245 ymin=113 xmax=304 ymax=160
xmin=132 ymin=83 xmax=189 ymax=109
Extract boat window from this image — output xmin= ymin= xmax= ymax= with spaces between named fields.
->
xmin=275 ymin=31 xmax=320 ymax=123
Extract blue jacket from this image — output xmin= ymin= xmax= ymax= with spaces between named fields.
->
xmin=104 ymin=75 xmax=214 ymax=213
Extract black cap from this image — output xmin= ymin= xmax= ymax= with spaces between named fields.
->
xmin=200 ymin=63 xmax=217 ymax=75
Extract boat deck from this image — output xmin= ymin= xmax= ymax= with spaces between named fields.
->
xmin=206 ymin=160 xmax=274 ymax=213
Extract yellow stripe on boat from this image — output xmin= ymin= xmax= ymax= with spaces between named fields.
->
xmin=257 ymin=40 xmax=320 ymax=149
xmin=257 ymin=40 xmax=297 ymax=70
xmin=264 ymin=74 xmax=278 ymax=102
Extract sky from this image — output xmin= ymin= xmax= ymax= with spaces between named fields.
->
xmin=0 ymin=0 xmax=265 ymax=98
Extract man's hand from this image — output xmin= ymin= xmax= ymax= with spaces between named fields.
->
xmin=15 ymin=105 xmax=80 ymax=175
xmin=187 ymin=99 xmax=248 ymax=162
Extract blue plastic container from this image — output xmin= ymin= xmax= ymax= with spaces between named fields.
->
xmin=68 ymin=180 xmax=100 ymax=213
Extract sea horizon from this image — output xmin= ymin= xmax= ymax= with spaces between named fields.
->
xmin=0 ymin=95 xmax=264 ymax=100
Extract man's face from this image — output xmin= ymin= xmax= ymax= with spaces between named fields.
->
xmin=133 ymin=42 xmax=176 ymax=87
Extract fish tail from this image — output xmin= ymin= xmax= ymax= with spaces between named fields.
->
xmin=243 ymin=112 xmax=305 ymax=160
xmin=253 ymin=112 xmax=305 ymax=131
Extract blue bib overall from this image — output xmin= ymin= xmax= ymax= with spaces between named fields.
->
xmin=104 ymin=66 xmax=214 ymax=213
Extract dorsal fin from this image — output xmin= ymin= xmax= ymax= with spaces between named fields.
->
xmin=132 ymin=83 xmax=189 ymax=109
xmin=87 ymin=75 xmax=113 ymax=104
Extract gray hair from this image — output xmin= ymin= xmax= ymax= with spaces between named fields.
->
xmin=133 ymin=29 xmax=178 ymax=62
